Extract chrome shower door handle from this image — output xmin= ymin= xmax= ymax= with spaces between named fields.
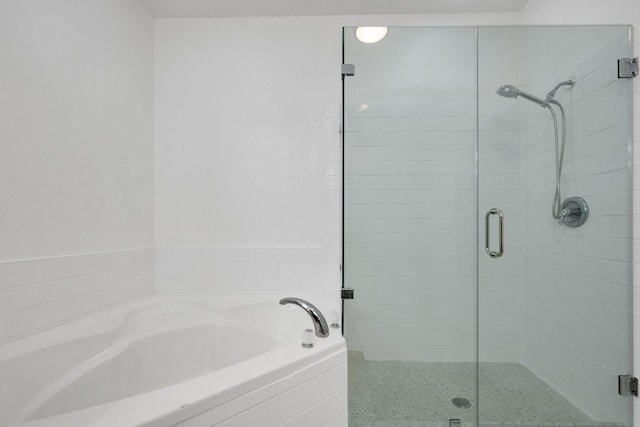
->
xmin=485 ymin=208 xmax=504 ymax=258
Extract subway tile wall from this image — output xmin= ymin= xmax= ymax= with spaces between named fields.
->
xmin=0 ymin=248 xmax=154 ymax=343
xmin=342 ymin=27 xmax=528 ymax=364
xmin=343 ymin=100 xmax=478 ymax=361
xmin=477 ymin=120 xmax=525 ymax=364
xmin=154 ymin=245 xmax=341 ymax=294
xmin=519 ymin=28 xmax=632 ymax=423
xmin=478 ymin=27 xmax=526 ymax=364
xmin=342 ymin=28 xmax=479 ymax=362
xmin=154 ymin=105 xmax=342 ymax=296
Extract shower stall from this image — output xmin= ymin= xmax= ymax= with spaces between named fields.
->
xmin=342 ymin=26 xmax=634 ymax=427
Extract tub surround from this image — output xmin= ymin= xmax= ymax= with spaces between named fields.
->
xmin=0 ymin=249 xmax=154 ymax=343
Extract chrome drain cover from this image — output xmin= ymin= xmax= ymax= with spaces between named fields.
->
xmin=451 ymin=397 xmax=472 ymax=409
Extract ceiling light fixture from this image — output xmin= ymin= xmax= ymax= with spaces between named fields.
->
xmin=355 ymin=27 xmax=388 ymax=44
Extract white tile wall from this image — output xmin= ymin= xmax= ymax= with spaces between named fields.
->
xmin=478 ymin=27 xmax=526 ymax=363
xmin=519 ymin=4 xmax=640 ymax=423
xmin=517 ymin=27 xmax=632 ymax=423
xmin=0 ymin=248 xmax=154 ymax=343
xmin=154 ymin=246 xmax=340 ymax=294
xmin=512 ymin=21 xmax=637 ymax=425
xmin=342 ymin=27 xmax=479 ymax=362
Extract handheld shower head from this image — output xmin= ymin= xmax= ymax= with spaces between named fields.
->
xmin=496 ymin=84 xmax=548 ymax=108
xmin=496 ymin=84 xmax=519 ymax=99
xmin=496 ymin=77 xmax=577 ymax=224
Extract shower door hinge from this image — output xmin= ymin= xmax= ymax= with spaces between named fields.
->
xmin=342 ymin=64 xmax=355 ymax=78
xmin=618 ymin=375 xmax=638 ymax=396
xmin=341 ymin=288 xmax=354 ymax=299
xmin=618 ymin=57 xmax=638 ymax=78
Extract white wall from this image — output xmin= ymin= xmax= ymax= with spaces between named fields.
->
xmin=154 ymin=18 xmax=330 ymax=249
xmin=0 ymin=0 xmax=155 ymax=341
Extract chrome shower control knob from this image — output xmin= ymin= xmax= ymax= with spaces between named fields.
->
xmin=560 ymin=197 xmax=589 ymax=227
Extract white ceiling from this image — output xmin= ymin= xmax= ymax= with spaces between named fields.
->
xmin=140 ymin=0 xmax=530 ymax=18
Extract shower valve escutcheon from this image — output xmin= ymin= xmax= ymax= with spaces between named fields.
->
xmin=559 ymin=197 xmax=589 ymax=227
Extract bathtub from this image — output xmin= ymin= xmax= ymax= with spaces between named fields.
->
xmin=0 ymin=294 xmax=348 ymax=427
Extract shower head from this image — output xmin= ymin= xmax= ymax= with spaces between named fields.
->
xmin=496 ymin=84 xmax=548 ymax=108
xmin=496 ymin=84 xmax=519 ymax=99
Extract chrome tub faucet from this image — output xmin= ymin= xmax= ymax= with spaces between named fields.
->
xmin=279 ymin=297 xmax=330 ymax=338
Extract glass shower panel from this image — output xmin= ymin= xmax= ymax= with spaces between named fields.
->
xmin=478 ymin=26 xmax=633 ymax=427
xmin=343 ymin=27 xmax=478 ymax=426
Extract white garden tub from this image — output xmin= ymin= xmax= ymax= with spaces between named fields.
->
xmin=0 ymin=294 xmax=347 ymax=427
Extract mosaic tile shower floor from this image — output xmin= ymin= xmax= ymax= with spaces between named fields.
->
xmin=348 ymin=352 xmax=621 ymax=427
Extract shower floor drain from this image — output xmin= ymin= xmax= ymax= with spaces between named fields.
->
xmin=451 ymin=397 xmax=472 ymax=409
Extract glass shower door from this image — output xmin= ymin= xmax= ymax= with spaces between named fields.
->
xmin=343 ymin=24 xmax=634 ymax=427
xmin=343 ymin=27 xmax=479 ymax=427
xmin=477 ymin=25 xmax=634 ymax=427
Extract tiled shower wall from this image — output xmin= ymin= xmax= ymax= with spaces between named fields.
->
xmin=519 ymin=1 xmax=640 ymax=422
xmin=519 ymin=28 xmax=632 ymax=422
xmin=342 ymin=28 xmax=480 ymax=362
xmin=343 ymin=97 xmax=478 ymax=361
xmin=478 ymin=28 xmax=525 ymax=363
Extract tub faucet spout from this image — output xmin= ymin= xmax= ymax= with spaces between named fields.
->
xmin=279 ymin=297 xmax=330 ymax=338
